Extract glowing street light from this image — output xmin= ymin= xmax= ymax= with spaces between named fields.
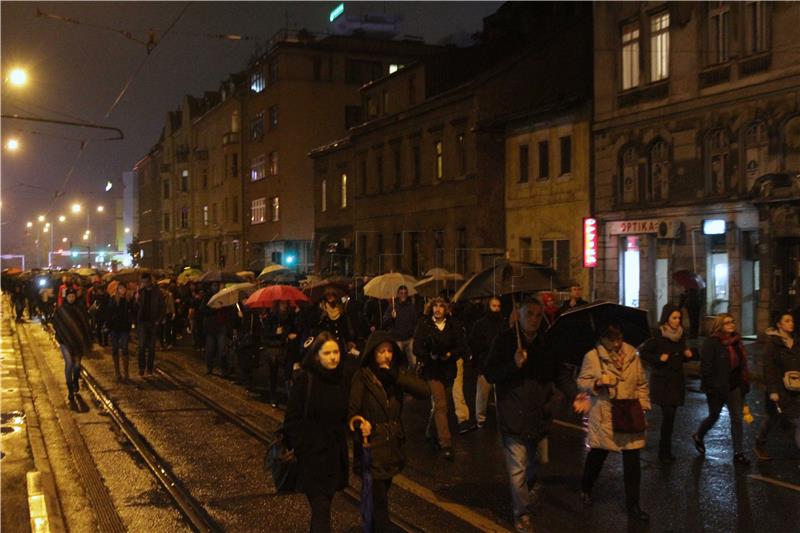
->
xmin=105 ymin=180 xmax=113 ymax=192
xmin=43 ymin=226 xmax=49 ymax=233
xmin=96 ymin=205 xmax=104 ymax=213
xmin=5 ymin=138 xmax=20 ymax=151
xmin=37 ymin=215 xmax=45 ymax=223
xmin=8 ymin=68 xmax=28 ymax=87
xmin=26 ymin=221 xmax=33 ymax=228
xmin=58 ymin=215 xmax=66 ymax=222
xmin=71 ymin=203 xmax=82 ymax=213
xmin=62 ymin=237 xmax=68 ymax=243
xmin=124 ymin=227 xmax=131 ymax=233
xmin=82 ymin=234 xmax=89 ymax=241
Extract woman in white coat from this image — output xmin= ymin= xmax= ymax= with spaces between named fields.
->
xmin=578 ymin=324 xmax=651 ymax=522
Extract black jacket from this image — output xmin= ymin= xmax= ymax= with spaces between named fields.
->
xmin=469 ymin=312 xmax=507 ymax=370
xmin=136 ymin=285 xmax=165 ymax=324
xmin=106 ymin=297 xmax=134 ymax=333
xmin=763 ymin=329 xmax=800 ymax=418
xmin=700 ymin=335 xmax=748 ymax=397
xmin=484 ymin=325 xmax=575 ymax=439
xmin=412 ymin=315 xmax=469 ymax=384
xmin=348 ymin=331 xmax=429 ymax=479
xmin=53 ymin=302 xmax=93 ymax=357
xmin=639 ymin=329 xmax=692 ymax=406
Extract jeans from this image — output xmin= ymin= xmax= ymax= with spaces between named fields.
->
xmin=697 ymin=387 xmax=744 ymax=454
xmin=306 ymin=492 xmax=333 ymax=533
xmin=452 ymin=358 xmax=470 ymax=423
xmin=396 ymin=338 xmax=415 ymax=368
xmin=582 ymin=448 xmax=641 ymax=508
xmin=205 ymin=330 xmax=228 ymax=373
xmin=59 ymin=344 xmax=81 ymax=395
xmin=137 ymin=321 xmax=157 ymax=373
xmin=109 ymin=330 xmax=130 ymax=379
xmin=160 ymin=315 xmax=174 ymax=347
xmin=427 ymin=379 xmax=452 ymax=448
xmin=659 ymin=404 xmax=678 ymax=455
xmin=501 ymin=434 xmax=541 ymax=519
xmin=475 ymin=374 xmax=494 ymax=424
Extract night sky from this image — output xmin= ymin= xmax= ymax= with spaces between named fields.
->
xmin=1 ymin=1 xmax=501 ymax=252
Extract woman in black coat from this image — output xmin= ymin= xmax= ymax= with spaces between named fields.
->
xmin=283 ymin=331 xmax=353 ymax=533
xmin=349 ymin=330 xmax=429 ymax=532
xmin=758 ymin=311 xmax=800 ymax=450
xmin=639 ymin=304 xmax=694 ymax=463
xmin=106 ymin=283 xmax=135 ymax=382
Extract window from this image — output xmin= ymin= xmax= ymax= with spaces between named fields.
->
xmin=251 ymin=197 xmax=266 ymax=224
xmin=408 ymin=75 xmax=416 ymax=105
xmin=560 ymin=136 xmax=572 ymax=175
xmin=232 ymin=196 xmax=238 ymax=223
xmin=744 ymin=122 xmax=768 ymax=191
xmin=163 ymin=179 xmax=170 ymax=199
xmin=745 ymin=2 xmax=769 ymax=54
xmin=345 ymin=59 xmax=382 ymax=85
xmin=456 ymin=134 xmax=467 ymax=176
xmin=223 ymin=198 xmax=228 ymax=224
xmin=208 ymin=203 xmax=215 ymax=225
xmin=538 ymin=141 xmax=549 ymax=179
xmin=393 ymin=149 xmax=402 ymax=189
xmin=376 ymin=156 xmax=384 ymax=193
xmin=180 ymin=169 xmax=189 ymax=192
xmin=231 ymin=154 xmax=238 ymax=178
xmin=269 ymin=151 xmax=279 ymax=176
xmin=250 ymin=155 xmax=266 ymax=181
xmin=340 ymin=173 xmax=347 ymax=208
xmin=382 ymin=91 xmax=389 ymax=115
xmin=202 ymin=168 xmax=208 ymax=189
xmin=649 ymin=140 xmax=670 ymax=201
xmin=455 ymin=227 xmax=467 ymax=274
xmin=180 ymin=207 xmax=189 ymax=229
xmin=621 ymin=146 xmax=639 ymax=203
xmin=434 ymin=140 xmax=443 ymax=180
xmin=321 ymin=179 xmax=327 ymax=212
xmin=707 ymin=129 xmax=730 ymax=194
xmin=269 ymin=106 xmax=278 ymax=129
xmin=203 ymin=205 xmax=209 ymax=226
xmin=433 ymin=229 xmax=444 ymax=268
xmin=270 ymin=197 xmax=280 ymax=222
xmin=518 ymin=144 xmax=530 ymax=183
xmin=784 ymin=116 xmax=800 ymax=172
xmin=250 ymin=112 xmax=264 ymax=141
xmin=268 ymin=60 xmax=278 ymax=84
xmin=345 ymin=106 xmax=362 ymax=129
xmin=366 ymin=97 xmax=378 ymax=119
xmin=621 ymin=21 xmax=640 ymax=90
xmin=708 ymin=2 xmax=731 ymax=64
xmin=542 ymin=239 xmax=570 ymax=282
xmin=519 ymin=237 xmax=533 ymax=262
xmin=650 ymin=12 xmax=670 ymax=82
xmin=250 ymin=69 xmax=265 ymax=93
xmin=412 ymin=145 xmax=421 ymax=184
xmin=163 ymin=213 xmax=170 ymax=231
xmin=360 ymin=159 xmax=368 ymax=195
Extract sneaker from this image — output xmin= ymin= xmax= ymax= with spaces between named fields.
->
xmin=514 ymin=514 xmax=535 ymax=533
xmin=733 ymin=453 xmax=751 ymax=466
xmin=442 ymin=447 xmax=454 ymax=461
xmin=627 ymin=504 xmax=650 ymax=521
xmin=457 ymin=420 xmax=476 ymax=434
xmin=692 ymin=433 xmax=705 ymax=455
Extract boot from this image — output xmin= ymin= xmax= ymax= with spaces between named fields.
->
xmin=122 ymin=356 xmax=130 ymax=382
xmin=113 ymin=355 xmax=122 ymax=382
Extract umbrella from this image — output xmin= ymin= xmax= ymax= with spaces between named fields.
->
xmin=71 ymin=267 xmax=97 ymax=277
xmin=177 ymin=268 xmax=203 ymax=285
xmin=245 ymin=285 xmax=310 ymax=309
xmin=544 ymin=301 xmax=651 ymax=366
xmin=3 ymin=267 xmax=23 ymax=276
xmin=207 ymin=283 xmax=257 ymax=309
xmin=413 ymin=276 xmax=463 ymax=298
xmin=257 ymin=264 xmax=289 ymax=281
xmin=236 ymin=270 xmax=256 ymax=281
xmin=157 ymin=279 xmax=171 ymax=287
xmin=302 ymin=276 xmax=352 ymax=302
xmin=261 ymin=271 xmax=301 ymax=286
xmin=423 ymin=267 xmax=464 ymax=280
xmin=199 ymin=270 xmax=243 ymax=284
xmin=349 ymin=416 xmax=373 ymax=532
xmin=363 ymin=273 xmax=418 ymax=299
xmin=106 ymin=280 xmax=120 ymax=295
xmin=113 ymin=268 xmax=150 ymax=284
xmin=672 ymin=270 xmax=706 ymax=290
xmin=451 ymin=260 xmax=568 ymax=302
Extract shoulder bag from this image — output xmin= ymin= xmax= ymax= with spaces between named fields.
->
xmin=783 ymin=370 xmax=800 ymax=392
xmin=265 ymin=373 xmax=312 ymax=493
xmin=597 ymin=350 xmax=647 ymax=434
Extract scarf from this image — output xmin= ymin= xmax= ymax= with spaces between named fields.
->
xmin=715 ymin=333 xmax=749 ymax=382
xmin=659 ymin=324 xmax=683 ymax=343
xmin=323 ymin=302 xmax=341 ymax=321
xmin=599 ymin=337 xmax=625 ymax=370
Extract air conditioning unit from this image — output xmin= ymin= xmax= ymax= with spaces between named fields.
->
xmin=657 ymin=221 xmax=683 ymax=239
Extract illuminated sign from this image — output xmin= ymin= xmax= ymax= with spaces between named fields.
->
xmin=583 ymin=217 xmax=598 ymax=268
xmin=329 ymin=3 xmax=344 ymax=22
xmin=703 ymin=219 xmax=726 ymax=235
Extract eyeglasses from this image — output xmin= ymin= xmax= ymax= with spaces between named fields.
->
xmin=723 ymin=320 xmax=735 ymax=325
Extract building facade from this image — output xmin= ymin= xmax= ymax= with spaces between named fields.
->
xmin=593 ymin=2 xmax=800 ymax=333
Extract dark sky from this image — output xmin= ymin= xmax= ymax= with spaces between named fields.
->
xmin=1 ymin=1 xmax=501 ymax=252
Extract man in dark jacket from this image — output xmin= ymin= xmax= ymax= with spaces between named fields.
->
xmin=202 ymin=282 xmax=231 ymax=375
xmin=558 ymin=282 xmax=589 ymax=316
xmin=470 ymin=296 xmax=507 ymax=428
xmin=382 ymin=285 xmax=418 ymax=368
xmin=52 ymin=288 xmax=93 ymax=402
xmin=135 ymin=273 xmax=165 ymax=376
xmin=484 ymin=297 xmax=584 ymax=533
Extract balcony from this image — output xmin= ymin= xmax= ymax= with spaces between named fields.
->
xmin=222 ymin=131 xmax=240 ymax=146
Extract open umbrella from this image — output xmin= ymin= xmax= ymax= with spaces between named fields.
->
xmin=199 ymin=270 xmax=243 ymax=284
xmin=177 ymin=268 xmax=203 ymax=285
xmin=451 ymin=260 xmax=568 ymax=302
xmin=413 ymin=276 xmax=463 ymax=298
xmin=71 ymin=267 xmax=97 ymax=278
xmin=3 ymin=267 xmax=23 ymax=276
xmin=207 ymin=282 xmax=257 ymax=309
xmin=257 ymin=264 xmax=289 ymax=281
xmin=106 ymin=280 xmax=120 ymax=295
xmin=545 ymin=301 xmax=652 ymax=366
xmin=113 ymin=268 xmax=149 ymax=284
xmin=302 ymin=276 xmax=352 ymax=302
xmin=363 ymin=273 xmax=418 ymax=299
xmin=423 ymin=267 xmax=464 ymax=280
xmin=261 ymin=271 xmax=302 ymax=286
xmin=672 ymin=270 xmax=706 ymax=290
xmin=245 ymin=285 xmax=310 ymax=309
xmin=157 ymin=278 xmax=171 ymax=287
xmin=349 ymin=416 xmax=373 ymax=532
xmin=236 ymin=270 xmax=256 ymax=282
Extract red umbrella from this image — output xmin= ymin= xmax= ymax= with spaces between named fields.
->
xmin=672 ymin=270 xmax=706 ymax=290
xmin=244 ymin=285 xmax=310 ymax=309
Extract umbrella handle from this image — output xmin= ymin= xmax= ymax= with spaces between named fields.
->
xmin=513 ymin=301 xmax=522 ymax=350
xmin=348 ymin=415 xmax=370 ymax=447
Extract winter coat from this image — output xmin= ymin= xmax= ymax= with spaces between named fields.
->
xmin=412 ymin=316 xmax=469 ymax=384
xmin=700 ymin=335 xmax=749 ymax=398
xmin=484 ymin=325 xmax=576 ymax=439
xmin=136 ymin=285 xmax=165 ymax=324
xmin=469 ymin=312 xmax=506 ymax=370
xmin=106 ymin=297 xmax=134 ymax=333
xmin=763 ymin=328 xmax=800 ymax=418
xmin=382 ymin=299 xmax=418 ymax=342
xmin=52 ymin=302 xmax=93 ymax=357
xmin=348 ymin=331 xmax=429 ymax=480
xmin=578 ymin=342 xmax=651 ymax=451
xmin=638 ymin=329 xmax=692 ymax=406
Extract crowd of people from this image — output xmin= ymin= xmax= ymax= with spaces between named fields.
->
xmin=4 ymin=270 xmax=800 ymax=533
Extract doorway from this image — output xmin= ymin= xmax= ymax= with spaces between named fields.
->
xmin=621 ymin=236 xmax=641 ymax=307
xmin=656 ymin=258 xmax=669 ymax=319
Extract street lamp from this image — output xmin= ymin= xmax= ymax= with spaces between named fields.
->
xmin=26 ymin=221 xmax=33 ymax=228
xmin=96 ymin=205 xmax=104 ymax=213
xmin=62 ymin=237 xmax=68 ymax=243
xmin=58 ymin=215 xmax=66 ymax=222
xmin=8 ymin=68 xmax=28 ymax=87
xmin=124 ymin=227 xmax=131 ymax=233
xmin=37 ymin=215 xmax=45 ymax=223
xmin=5 ymin=138 xmax=20 ymax=151
xmin=71 ymin=203 xmax=82 ymax=214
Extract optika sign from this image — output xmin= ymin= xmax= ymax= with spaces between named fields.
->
xmin=583 ymin=217 xmax=598 ymax=268
xmin=610 ymin=219 xmax=662 ymax=235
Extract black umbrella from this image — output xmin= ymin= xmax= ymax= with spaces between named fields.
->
xmin=302 ymin=276 xmax=352 ymax=302
xmin=261 ymin=271 xmax=301 ymax=286
xmin=545 ymin=301 xmax=652 ymax=366
xmin=452 ymin=260 xmax=569 ymax=302
xmin=198 ymin=270 xmax=243 ymax=284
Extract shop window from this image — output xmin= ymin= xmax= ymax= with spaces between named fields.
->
xmin=649 ymin=140 xmax=670 ymax=201
xmin=744 ymin=121 xmax=768 ymax=192
xmin=709 ymin=234 xmax=729 ymax=314
xmin=621 ymin=236 xmax=640 ymax=307
xmin=706 ymin=129 xmax=730 ymax=195
xmin=620 ymin=146 xmax=640 ymax=204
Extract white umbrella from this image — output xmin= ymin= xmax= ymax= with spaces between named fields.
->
xmin=257 ymin=263 xmax=289 ymax=281
xmin=422 ymin=268 xmax=464 ymax=281
xmin=207 ymin=282 xmax=256 ymax=309
xmin=363 ymin=273 xmax=418 ymax=299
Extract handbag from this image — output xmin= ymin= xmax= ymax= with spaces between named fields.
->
xmin=783 ymin=370 xmax=800 ymax=392
xmin=611 ymin=399 xmax=647 ymax=433
xmin=265 ymin=373 xmax=312 ymax=493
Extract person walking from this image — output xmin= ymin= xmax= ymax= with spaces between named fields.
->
xmin=87 ymin=279 xmax=109 ymax=347
xmin=202 ymin=282 xmax=231 ymax=376
xmin=469 ymin=296 xmax=506 ymax=428
xmin=106 ymin=283 xmax=135 ymax=382
xmin=135 ymin=273 xmax=165 ymax=376
xmin=758 ymin=311 xmax=800 ymax=451
xmin=283 ymin=331 xmax=353 ymax=533
xmin=484 ymin=297 xmax=586 ymax=532
xmin=412 ymin=297 xmax=470 ymax=459
xmin=558 ymin=281 xmax=588 ymax=316
xmin=382 ymin=285 xmax=418 ymax=368
xmin=692 ymin=313 xmax=751 ymax=465
xmin=578 ymin=324 xmax=651 ymax=522
xmin=52 ymin=288 xmax=93 ymax=403
xmin=638 ymin=304 xmax=695 ymax=463
xmin=160 ymin=284 xmax=176 ymax=350
xmin=349 ymin=330 xmax=430 ymax=532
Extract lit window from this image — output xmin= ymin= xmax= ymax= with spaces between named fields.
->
xmin=250 ymin=69 xmax=265 ymax=93
xmin=251 ymin=197 xmax=266 ymax=224
xmin=269 ymin=151 xmax=279 ymax=176
xmin=271 ymin=197 xmax=280 ymax=222
xmin=621 ymin=21 xmax=640 ymax=90
xmin=250 ymin=155 xmax=266 ymax=181
xmin=434 ymin=140 xmax=443 ymax=180
xmin=321 ymin=179 xmax=327 ymax=212
xmin=341 ymin=174 xmax=347 ymax=208
xmin=203 ymin=205 xmax=209 ymax=226
xmin=650 ymin=12 xmax=670 ymax=81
